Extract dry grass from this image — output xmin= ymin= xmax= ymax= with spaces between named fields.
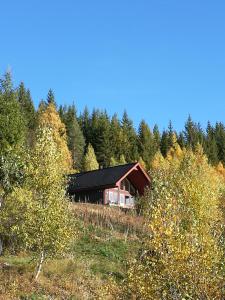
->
xmin=70 ymin=202 xmax=146 ymax=236
xmin=0 ymin=204 xmax=143 ymax=299
xmin=0 ymin=256 xmax=104 ymax=299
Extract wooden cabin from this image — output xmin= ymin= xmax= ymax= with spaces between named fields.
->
xmin=68 ymin=162 xmax=151 ymax=208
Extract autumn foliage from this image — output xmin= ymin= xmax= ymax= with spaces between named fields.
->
xmin=108 ymin=147 xmax=225 ymax=299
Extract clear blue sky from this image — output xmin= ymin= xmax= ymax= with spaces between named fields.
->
xmin=1 ymin=1 xmax=225 ymax=131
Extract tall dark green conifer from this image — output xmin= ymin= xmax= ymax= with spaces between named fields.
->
xmin=121 ymin=111 xmax=138 ymax=162
xmin=160 ymin=130 xmax=170 ymax=157
xmin=0 ymin=72 xmax=26 ymax=152
xmin=214 ymin=122 xmax=225 ymax=165
xmin=138 ymin=120 xmax=155 ymax=168
xmin=89 ymin=110 xmax=111 ymax=167
xmin=46 ymin=89 xmax=56 ymax=106
xmin=205 ymin=122 xmax=218 ymax=165
xmin=80 ymin=106 xmax=91 ymax=146
xmin=109 ymin=113 xmax=122 ymax=161
xmin=59 ymin=104 xmax=85 ymax=170
xmin=184 ymin=115 xmax=199 ymax=149
xmin=153 ymin=124 xmax=161 ymax=152
xmin=17 ymin=82 xmax=36 ymax=144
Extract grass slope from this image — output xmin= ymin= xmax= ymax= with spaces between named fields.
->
xmin=0 ymin=204 xmax=143 ymax=300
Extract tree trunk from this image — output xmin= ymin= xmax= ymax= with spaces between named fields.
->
xmin=34 ymin=251 xmax=45 ymax=280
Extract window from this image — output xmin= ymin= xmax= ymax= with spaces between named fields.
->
xmin=109 ymin=191 xmax=119 ymax=205
xmin=120 ymin=194 xmax=125 ymax=205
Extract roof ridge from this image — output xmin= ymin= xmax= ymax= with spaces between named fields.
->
xmin=69 ymin=162 xmax=138 ymax=176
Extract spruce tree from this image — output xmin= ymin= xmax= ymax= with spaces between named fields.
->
xmin=121 ymin=111 xmax=138 ymax=162
xmin=17 ymin=82 xmax=36 ymax=144
xmin=205 ymin=122 xmax=219 ymax=165
xmin=109 ymin=114 xmax=123 ymax=162
xmin=59 ymin=104 xmax=85 ymax=170
xmin=153 ymin=124 xmax=161 ymax=152
xmin=0 ymin=72 xmax=26 ymax=152
xmin=138 ymin=120 xmax=155 ymax=168
xmin=160 ymin=130 xmax=170 ymax=157
xmin=184 ymin=115 xmax=199 ymax=149
xmin=214 ymin=122 xmax=225 ymax=165
xmin=80 ymin=106 xmax=91 ymax=146
xmin=46 ymin=89 xmax=56 ymax=106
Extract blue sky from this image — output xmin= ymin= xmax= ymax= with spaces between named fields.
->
xmin=1 ymin=1 xmax=225 ymax=131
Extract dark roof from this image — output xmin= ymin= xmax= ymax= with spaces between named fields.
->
xmin=68 ymin=163 xmax=137 ymax=192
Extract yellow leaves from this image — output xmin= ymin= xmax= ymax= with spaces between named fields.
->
xmin=83 ymin=143 xmax=99 ymax=171
xmin=124 ymin=148 xmax=225 ymax=299
xmin=37 ymin=103 xmax=72 ymax=173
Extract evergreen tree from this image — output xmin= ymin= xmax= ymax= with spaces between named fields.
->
xmin=214 ymin=122 xmax=225 ymax=165
xmin=153 ymin=124 xmax=161 ymax=152
xmin=46 ymin=89 xmax=56 ymax=106
xmin=0 ymin=72 xmax=26 ymax=152
xmin=121 ymin=111 xmax=138 ymax=162
xmin=138 ymin=120 xmax=155 ymax=168
xmin=184 ymin=115 xmax=199 ymax=149
xmin=79 ymin=106 xmax=91 ymax=146
xmin=205 ymin=122 xmax=219 ymax=165
xmin=83 ymin=143 xmax=99 ymax=171
xmin=167 ymin=120 xmax=174 ymax=148
xmin=59 ymin=104 xmax=85 ymax=170
xmin=109 ymin=114 xmax=123 ymax=161
xmin=160 ymin=130 xmax=170 ymax=157
xmin=88 ymin=109 xmax=111 ymax=167
xmin=17 ymin=82 xmax=36 ymax=144
xmin=177 ymin=132 xmax=185 ymax=149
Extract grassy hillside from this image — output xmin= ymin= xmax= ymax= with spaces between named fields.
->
xmin=0 ymin=204 xmax=143 ymax=300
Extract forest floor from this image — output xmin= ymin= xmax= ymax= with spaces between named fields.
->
xmin=0 ymin=204 xmax=144 ymax=300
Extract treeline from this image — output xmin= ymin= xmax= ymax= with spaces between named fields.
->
xmin=1 ymin=71 xmax=225 ymax=172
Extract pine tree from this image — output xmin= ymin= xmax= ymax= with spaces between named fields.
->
xmin=83 ymin=143 xmax=99 ymax=171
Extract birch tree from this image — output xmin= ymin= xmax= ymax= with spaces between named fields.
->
xmin=0 ymin=126 xmax=75 ymax=279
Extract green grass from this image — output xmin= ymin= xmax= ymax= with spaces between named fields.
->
xmin=0 ymin=206 xmax=141 ymax=299
xmin=72 ymin=224 xmax=139 ymax=280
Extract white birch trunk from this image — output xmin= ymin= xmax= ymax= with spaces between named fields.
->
xmin=34 ymin=251 xmax=45 ymax=280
